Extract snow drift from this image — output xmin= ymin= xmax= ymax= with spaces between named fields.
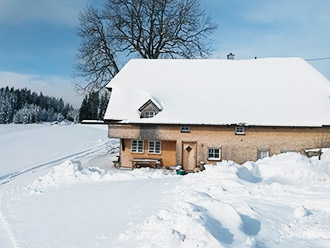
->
xmin=253 ymin=152 xmax=330 ymax=183
xmin=120 ymin=153 xmax=330 ymax=247
xmin=11 ymin=151 xmax=330 ymax=248
xmin=29 ymin=160 xmax=175 ymax=193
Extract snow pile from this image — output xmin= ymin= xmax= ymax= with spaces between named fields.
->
xmin=253 ymin=153 xmax=330 ymax=183
xmin=120 ymin=164 xmax=260 ymax=247
xmin=121 ymin=197 xmax=251 ymax=248
xmin=29 ymin=161 xmax=114 ymax=193
xmin=321 ymin=148 xmax=330 ymax=160
xmin=199 ymin=152 xmax=330 ymax=185
xmin=120 ymin=153 xmax=330 ymax=247
xmin=29 ymin=160 xmax=175 ymax=193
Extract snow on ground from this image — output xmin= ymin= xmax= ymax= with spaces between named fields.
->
xmin=118 ymin=154 xmax=330 ymax=247
xmin=2 ymin=166 xmax=179 ymax=248
xmin=0 ymin=123 xmax=113 ymax=180
xmin=1 ymin=124 xmax=330 ymax=247
xmin=0 ymin=124 xmax=182 ymax=248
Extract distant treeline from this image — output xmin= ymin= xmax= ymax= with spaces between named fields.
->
xmin=0 ymin=87 xmax=78 ymax=124
xmin=79 ymin=91 xmax=109 ymax=122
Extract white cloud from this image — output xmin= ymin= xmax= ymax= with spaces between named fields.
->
xmin=0 ymin=71 xmax=83 ymax=108
xmin=0 ymin=0 xmax=92 ymax=27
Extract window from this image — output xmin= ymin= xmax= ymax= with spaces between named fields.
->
xmin=280 ymin=150 xmax=295 ymax=153
xmin=148 ymin=141 xmax=161 ymax=154
xmin=131 ymin=140 xmax=144 ymax=153
xmin=143 ymin=111 xmax=155 ymax=118
xmin=181 ymin=125 xmax=190 ymax=132
xmin=235 ymin=126 xmax=245 ymax=135
xmin=257 ymin=150 xmax=269 ymax=159
xmin=208 ymin=147 xmax=221 ymax=160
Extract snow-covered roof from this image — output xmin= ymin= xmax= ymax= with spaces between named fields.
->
xmin=104 ymin=58 xmax=330 ymax=127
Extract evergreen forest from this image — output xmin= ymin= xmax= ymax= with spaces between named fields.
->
xmin=0 ymin=87 xmax=78 ymax=124
xmin=79 ymin=90 xmax=109 ymax=122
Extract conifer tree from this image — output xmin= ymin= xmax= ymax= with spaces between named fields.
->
xmin=98 ymin=91 xmax=110 ymax=120
xmin=79 ymin=95 xmax=90 ymax=122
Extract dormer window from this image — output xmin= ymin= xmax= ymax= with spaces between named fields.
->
xmin=143 ymin=111 xmax=155 ymax=118
xmin=139 ymin=99 xmax=162 ymax=119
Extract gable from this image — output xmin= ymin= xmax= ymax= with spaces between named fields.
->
xmin=104 ymin=58 xmax=330 ymax=127
xmin=139 ymin=99 xmax=161 ymax=118
xmin=138 ymin=99 xmax=162 ymax=112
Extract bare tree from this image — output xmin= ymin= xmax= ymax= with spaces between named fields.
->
xmin=74 ymin=6 xmax=120 ymax=93
xmin=74 ymin=0 xmax=217 ymax=93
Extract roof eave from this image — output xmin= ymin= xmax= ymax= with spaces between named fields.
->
xmin=103 ymin=119 xmax=123 ymax=124
xmin=106 ymin=120 xmax=326 ymax=128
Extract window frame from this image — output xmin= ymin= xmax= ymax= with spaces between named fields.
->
xmin=131 ymin=140 xmax=144 ymax=153
xmin=143 ymin=111 xmax=155 ymax=118
xmin=181 ymin=125 xmax=190 ymax=133
xmin=280 ymin=150 xmax=295 ymax=154
xmin=257 ymin=149 xmax=269 ymax=159
xmin=148 ymin=140 xmax=161 ymax=154
xmin=208 ymin=147 xmax=221 ymax=161
xmin=235 ymin=126 xmax=245 ymax=135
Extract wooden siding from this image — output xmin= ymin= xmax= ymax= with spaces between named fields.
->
xmin=120 ymin=139 xmax=177 ymax=168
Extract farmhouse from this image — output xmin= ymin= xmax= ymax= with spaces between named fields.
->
xmin=104 ymin=58 xmax=330 ymax=171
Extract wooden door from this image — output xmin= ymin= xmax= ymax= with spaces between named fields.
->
xmin=182 ymin=142 xmax=197 ymax=171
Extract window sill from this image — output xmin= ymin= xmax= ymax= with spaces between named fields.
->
xmin=208 ymin=158 xmax=221 ymax=161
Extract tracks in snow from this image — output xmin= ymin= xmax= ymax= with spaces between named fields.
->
xmin=0 ymin=141 xmax=110 ymax=247
xmin=0 ymin=143 xmax=108 ymax=186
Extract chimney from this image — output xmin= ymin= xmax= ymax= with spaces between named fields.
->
xmin=227 ymin=53 xmax=235 ymax=60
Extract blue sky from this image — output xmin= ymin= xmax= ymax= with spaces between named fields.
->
xmin=0 ymin=0 xmax=329 ymax=107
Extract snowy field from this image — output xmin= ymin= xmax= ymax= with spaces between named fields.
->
xmin=1 ymin=124 xmax=330 ymax=247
